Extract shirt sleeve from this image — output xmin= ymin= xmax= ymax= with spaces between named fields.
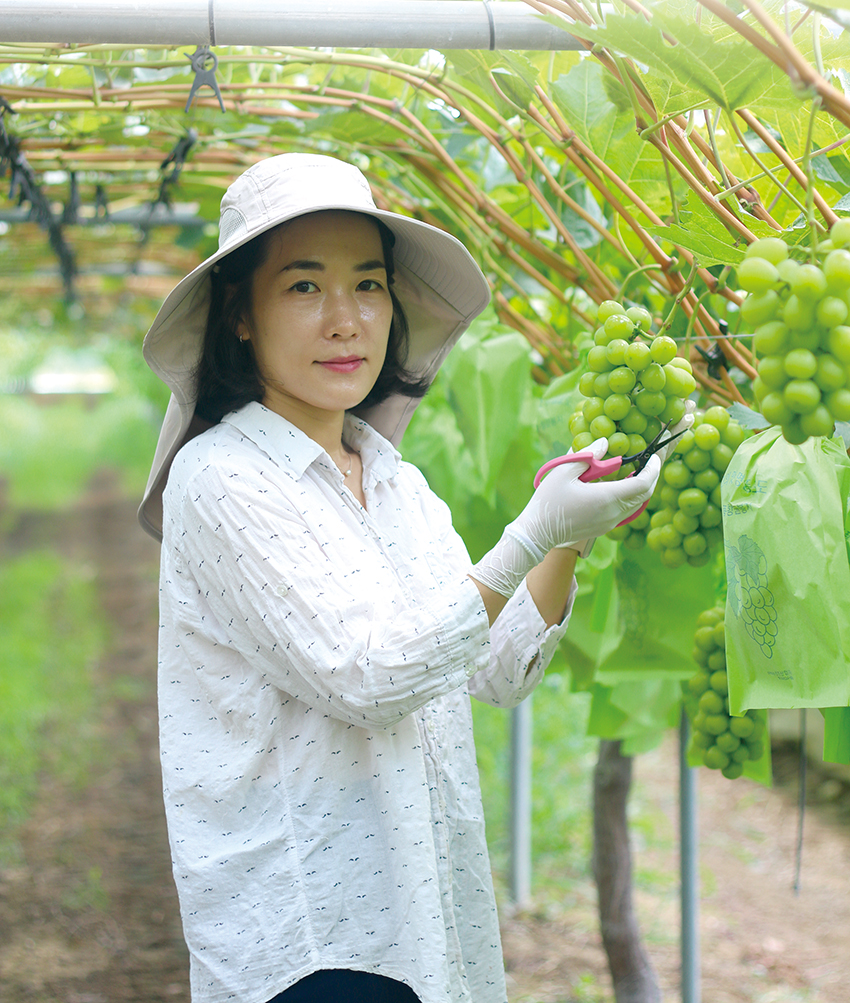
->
xmin=468 ymin=576 xmax=577 ymax=708
xmin=405 ymin=465 xmax=576 ymax=709
xmin=171 ymin=457 xmax=492 ymax=731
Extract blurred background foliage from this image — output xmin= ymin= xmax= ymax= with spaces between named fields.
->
xmin=4 ymin=0 xmax=850 ymax=872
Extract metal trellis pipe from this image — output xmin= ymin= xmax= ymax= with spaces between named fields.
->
xmin=0 ymin=0 xmax=582 ymax=50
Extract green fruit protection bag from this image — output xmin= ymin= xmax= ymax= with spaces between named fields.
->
xmin=722 ymin=426 xmax=850 ymax=763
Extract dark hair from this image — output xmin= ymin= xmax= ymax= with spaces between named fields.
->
xmin=193 ymin=213 xmax=430 ymax=425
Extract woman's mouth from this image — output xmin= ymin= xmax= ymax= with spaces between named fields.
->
xmin=319 ymin=356 xmax=364 ymax=373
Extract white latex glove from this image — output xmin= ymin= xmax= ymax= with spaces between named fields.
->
xmin=469 ymin=436 xmax=662 ymax=598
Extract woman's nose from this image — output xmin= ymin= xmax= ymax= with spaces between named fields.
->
xmin=325 ymin=290 xmax=360 ymax=336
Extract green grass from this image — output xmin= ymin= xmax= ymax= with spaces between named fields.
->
xmin=0 ymin=551 xmax=109 ymax=862
xmin=0 ymin=394 xmax=161 ymax=511
xmin=473 ymin=675 xmax=599 ymax=899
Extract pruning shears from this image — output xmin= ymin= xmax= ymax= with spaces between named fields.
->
xmin=533 ymin=421 xmax=686 ymax=526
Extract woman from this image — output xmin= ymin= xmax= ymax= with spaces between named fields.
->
xmin=139 ymin=153 xmax=667 ymax=1003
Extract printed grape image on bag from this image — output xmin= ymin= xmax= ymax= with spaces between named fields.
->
xmin=722 ymin=425 xmax=850 ymax=715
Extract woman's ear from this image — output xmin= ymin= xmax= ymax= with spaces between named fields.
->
xmin=237 ymin=319 xmax=250 ymax=344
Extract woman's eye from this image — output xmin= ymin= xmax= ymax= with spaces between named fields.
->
xmin=290 ymin=280 xmax=317 ymax=293
xmin=358 ymin=279 xmax=383 ymax=291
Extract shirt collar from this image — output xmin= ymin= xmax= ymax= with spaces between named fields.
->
xmin=221 ymin=401 xmax=401 ymax=486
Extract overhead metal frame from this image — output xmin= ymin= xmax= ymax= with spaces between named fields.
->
xmin=0 ymin=0 xmax=581 ymax=50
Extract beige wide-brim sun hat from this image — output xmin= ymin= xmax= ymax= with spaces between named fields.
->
xmin=139 ymin=152 xmax=491 ymax=541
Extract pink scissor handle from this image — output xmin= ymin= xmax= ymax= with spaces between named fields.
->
xmin=533 ymin=452 xmax=649 ymax=527
xmin=533 ymin=451 xmax=623 ymax=489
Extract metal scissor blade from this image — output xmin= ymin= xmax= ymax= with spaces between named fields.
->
xmin=621 ymin=421 xmax=687 ymax=473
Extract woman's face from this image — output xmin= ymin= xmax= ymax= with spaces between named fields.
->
xmin=239 ymin=210 xmax=394 ymax=426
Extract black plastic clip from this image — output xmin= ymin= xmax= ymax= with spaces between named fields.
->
xmin=695 ymin=319 xmax=730 ymax=380
xmin=185 ymin=45 xmax=225 ymax=113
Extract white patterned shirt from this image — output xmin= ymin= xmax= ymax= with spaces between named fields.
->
xmin=157 ymin=401 xmax=575 ymax=1003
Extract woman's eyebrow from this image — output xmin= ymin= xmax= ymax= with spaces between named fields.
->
xmin=281 ymin=258 xmax=386 ymax=272
xmin=282 ymin=259 xmax=323 ymax=272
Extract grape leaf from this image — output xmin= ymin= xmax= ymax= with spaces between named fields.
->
xmin=551 ymin=61 xmax=670 ymax=211
xmin=647 ymin=198 xmax=747 ymax=268
xmin=728 ymin=402 xmax=771 ymax=430
xmin=567 ymin=9 xmax=794 ymax=112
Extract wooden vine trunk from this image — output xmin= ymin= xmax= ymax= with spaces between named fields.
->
xmin=593 ymin=739 xmax=661 ymax=1003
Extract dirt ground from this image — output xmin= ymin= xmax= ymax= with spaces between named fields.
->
xmin=1 ymin=479 xmax=849 ymax=1003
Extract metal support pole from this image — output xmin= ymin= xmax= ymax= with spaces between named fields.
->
xmin=509 ymin=696 xmax=533 ymax=908
xmin=0 ymin=0 xmax=582 ymax=50
xmin=679 ymin=709 xmax=701 ymax=1003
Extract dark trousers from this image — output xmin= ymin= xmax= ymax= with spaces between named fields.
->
xmin=266 ymin=969 xmax=421 ymax=1003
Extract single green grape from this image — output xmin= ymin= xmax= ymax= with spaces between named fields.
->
xmin=816 ymin=295 xmax=849 ymax=329
xmin=710 ymin=443 xmax=734 ymax=472
xmin=587 ymin=346 xmax=612 ymax=372
xmin=603 ymin=314 xmax=634 ymax=341
xmin=753 ymin=321 xmax=789 ymax=357
xmin=790 ymin=263 xmax=828 ymax=300
xmin=650 ymin=335 xmax=678 ymax=364
xmin=626 ymin=305 xmax=653 ymax=331
xmin=737 ymin=256 xmax=779 ymax=293
xmin=783 ymin=379 xmax=822 ymax=415
xmin=824 ymin=248 xmax=850 ymax=292
xmin=693 ymin=423 xmax=721 ymax=451
xmin=814 ymin=354 xmax=846 ymax=393
xmin=603 ymin=393 xmax=631 ymax=420
xmin=663 ymin=460 xmax=692 ymax=490
xmin=702 ymin=406 xmax=730 ymax=430
xmin=757 ymin=355 xmax=789 ymax=390
xmin=607 ymin=431 xmax=631 ymax=456
xmin=624 ymin=340 xmax=652 ymax=371
xmin=699 ymin=504 xmax=722 ymax=529
xmin=608 ymin=366 xmax=637 ymax=393
xmin=660 ymin=396 xmax=687 ymax=425
xmin=683 ymin=447 xmax=711 ymax=472
xmin=678 ymin=487 xmax=708 ymax=517
xmin=827 ymin=325 xmax=850 ymax=364
xmin=784 ymin=348 xmax=818 ymax=380
xmin=597 ymin=299 xmax=625 ymax=323
xmin=799 ymin=405 xmax=834 ymax=438
xmin=634 ymin=389 xmax=667 ymax=416
xmin=783 ymin=293 xmax=815 ymax=330
xmin=583 ymin=396 xmax=606 ymax=422
xmin=693 ymin=468 xmax=720 ymax=494
xmin=760 ymin=391 xmax=795 ymax=427
xmin=826 ymin=388 xmax=850 ymax=422
xmin=744 ymin=236 xmax=788 ymax=264
xmin=579 ymin=371 xmax=597 ymax=397
xmin=620 ymin=407 xmax=648 ymax=434
xmin=741 ymin=289 xmax=780 ymax=326
xmin=590 ymin=414 xmax=617 ymax=439
xmin=605 ymin=337 xmax=630 ymax=366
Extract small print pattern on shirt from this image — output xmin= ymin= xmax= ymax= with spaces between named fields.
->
xmin=157 ymin=401 xmax=574 ymax=1003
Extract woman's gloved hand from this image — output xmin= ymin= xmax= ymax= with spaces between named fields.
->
xmin=469 ymin=436 xmax=661 ymax=598
xmin=563 ymin=398 xmax=697 ymax=557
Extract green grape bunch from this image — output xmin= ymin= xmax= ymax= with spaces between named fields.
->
xmin=738 ymin=221 xmax=850 ymax=444
xmin=568 ymin=300 xmax=697 ymax=472
xmin=726 ymin=534 xmax=777 ymax=658
xmin=683 ymin=605 xmax=769 ymax=780
xmin=612 ymin=407 xmax=749 ymax=567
